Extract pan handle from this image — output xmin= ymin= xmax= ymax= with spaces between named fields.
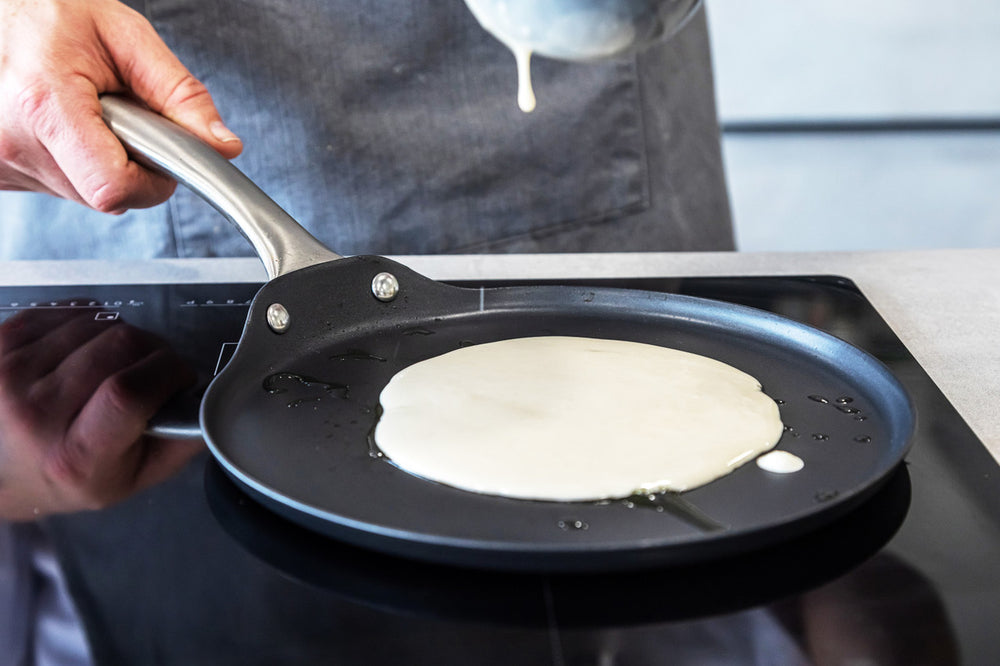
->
xmin=99 ymin=95 xmax=341 ymax=279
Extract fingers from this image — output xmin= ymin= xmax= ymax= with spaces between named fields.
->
xmin=0 ymin=311 xmax=113 ymax=442
xmin=100 ymin=9 xmax=243 ymax=160
xmin=44 ymin=320 xmax=167 ymax=425
xmin=47 ymin=346 xmax=200 ymax=507
xmin=0 ymin=117 xmax=86 ymax=204
xmin=1 ymin=309 xmax=118 ymax=378
xmin=0 ymin=0 xmax=239 ymax=213
xmin=0 ymin=308 xmax=80 ymax=354
xmin=26 ymin=84 xmax=181 ymax=211
xmin=0 ymin=307 xmax=202 ymax=519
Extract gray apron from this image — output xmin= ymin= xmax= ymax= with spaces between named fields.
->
xmin=0 ymin=1 xmax=732 ymax=259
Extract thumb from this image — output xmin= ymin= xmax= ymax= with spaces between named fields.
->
xmin=100 ymin=13 xmax=243 ymax=159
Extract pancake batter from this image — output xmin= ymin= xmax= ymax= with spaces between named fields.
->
xmin=374 ymin=336 xmax=784 ymax=501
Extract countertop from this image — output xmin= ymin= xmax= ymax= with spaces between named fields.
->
xmin=2 ymin=248 xmax=996 ymax=455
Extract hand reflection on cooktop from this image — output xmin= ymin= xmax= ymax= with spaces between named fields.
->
xmin=0 ymin=306 xmax=202 ymax=520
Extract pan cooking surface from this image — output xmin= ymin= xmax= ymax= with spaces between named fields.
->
xmin=200 ymin=258 xmax=914 ymax=571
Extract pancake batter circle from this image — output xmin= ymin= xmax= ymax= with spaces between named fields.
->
xmin=374 ymin=336 xmax=784 ymax=501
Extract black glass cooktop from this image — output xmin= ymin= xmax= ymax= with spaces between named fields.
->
xmin=2 ymin=275 xmax=997 ymax=664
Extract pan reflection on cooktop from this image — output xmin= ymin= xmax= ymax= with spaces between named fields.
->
xmin=204 ymin=458 xmax=913 ymax=626
xmin=4 ymin=275 xmax=992 ymax=663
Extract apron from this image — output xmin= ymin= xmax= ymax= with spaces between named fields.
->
xmin=0 ymin=1 xmax=732 ymax=259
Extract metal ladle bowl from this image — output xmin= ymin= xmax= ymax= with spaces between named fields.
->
xmin=463 ymin=0 xmax=702 ymax=61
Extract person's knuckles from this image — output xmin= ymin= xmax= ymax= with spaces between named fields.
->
xmin=0 ymin=129 xmax=33 ymax=181
xmin=15 ymin=78 xmax=71 ymax=147
xmin=42 ymin=392 xmax=146 ymax=505
xmin=105 ymin=346 xmax=195 ymax=418
xmin=159 ymin=71 xmax=213 ymax=112
xmin=84 ymin=172 xmax=140 ymax=213
xmin=41 ymin=431 xmax=102 ymax=502
xmin=71 ymin=134 xmax=144 ymax=212
xmin=0 ymin=122 xmax=82 ymax=199
xmin=0 ymin=370 xmax=53 ymax=436
xmin=90 ymin=360 xmax=166 ymax=428
xmin=0 ymin=350 xmax=43 ymax=405
xmin=0 ymin=84 xmax=60 ymax=178
xmin=159 ymin=80 xmax=241 ymax=152
xmin=0 ymin=314 xmax=28 ymax=356
xmin=64 ymin=323 xmax=160 ymax=385
xmin=8 ymin=84 xmax=111 ymax=206
xmin=100 ymin=322 xmax=165 ymax=359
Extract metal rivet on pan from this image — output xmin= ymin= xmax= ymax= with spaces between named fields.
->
xmin=266 ymin=303 xmax=291 ymax=333
xmin=371 ymin=272 xmax=399 ymax=302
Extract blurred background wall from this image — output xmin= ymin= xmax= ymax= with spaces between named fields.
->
xmin=707 ymin=0 xmax=1000 ymax=251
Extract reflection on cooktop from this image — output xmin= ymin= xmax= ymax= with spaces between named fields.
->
xmin=204 ymin=458 xmax=912 ymax=626
xmin=3 ymin=275 xmax=993 ymax=664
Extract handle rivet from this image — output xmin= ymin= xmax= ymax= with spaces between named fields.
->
xmin=266 ymin=303 xmax=291 ymax=333
xmin=371 ymin=272 xmax=400 ymax=302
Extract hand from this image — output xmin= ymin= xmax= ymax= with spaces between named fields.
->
xmin=0 ymin=308 xmax=203 ymax=520
xmin=0 ymin=0 xmax=242 ymax=213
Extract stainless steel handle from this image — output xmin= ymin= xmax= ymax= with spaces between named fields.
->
xmin=99 ymin=95 xmax=341 ymax=279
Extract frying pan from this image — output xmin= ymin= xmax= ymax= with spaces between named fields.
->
xmin=101 ymin=95 xmax=915 ymax=572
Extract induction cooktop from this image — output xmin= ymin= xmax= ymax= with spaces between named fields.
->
xmin=3 ymin=275 xmax=996 ymax=664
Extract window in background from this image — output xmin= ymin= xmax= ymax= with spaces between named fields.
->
xmin=707 ymin=0 xmax=1000 ymax=251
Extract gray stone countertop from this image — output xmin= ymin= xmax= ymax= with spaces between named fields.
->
xmin=2 ymin=248 xmax=997 ymax=456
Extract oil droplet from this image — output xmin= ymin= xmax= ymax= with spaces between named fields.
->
xmin=367 ymin=430 xmax=386 ymax=459
xmin=835 ymin=396 xmax=854 ymax=404
xmin=854 ymin=415 xmax=868 ymax=422
xmin=815 ymin=489 xmax=839 ymax=502
xmin=557 ymin=519 xmax=589 ymax=531
xmin=853 ymin=435 xmax=872 ymax=443
xmin=263 ymin=372 xmax=349 ymax=399
xmin=808 ymin=395 xmax=829 ymax=404
xmin=402 ymin=327 xmax=435 ymax=337
xmin=619 ymin=492 xmax=726 ymax=532
xmin=756 ymin=450 xmax=805 ymax=474
xmin=288 ymin=397 xmax=323 ymax=408
xmin=775 ymin=399 xmax=786 ymax=405
xmin=783 ymin=425 xmax=800 ymax=438
xmin=811 ymin=433 xmax=829 ymax=441
xmin=329 ymin=350 xmax=387 ymax=362
xmin=836 ymin=405 xmax=861 ymax=414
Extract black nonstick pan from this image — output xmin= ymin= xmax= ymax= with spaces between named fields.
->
xmin=102 ymin=96 xmax=915 ymax=572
